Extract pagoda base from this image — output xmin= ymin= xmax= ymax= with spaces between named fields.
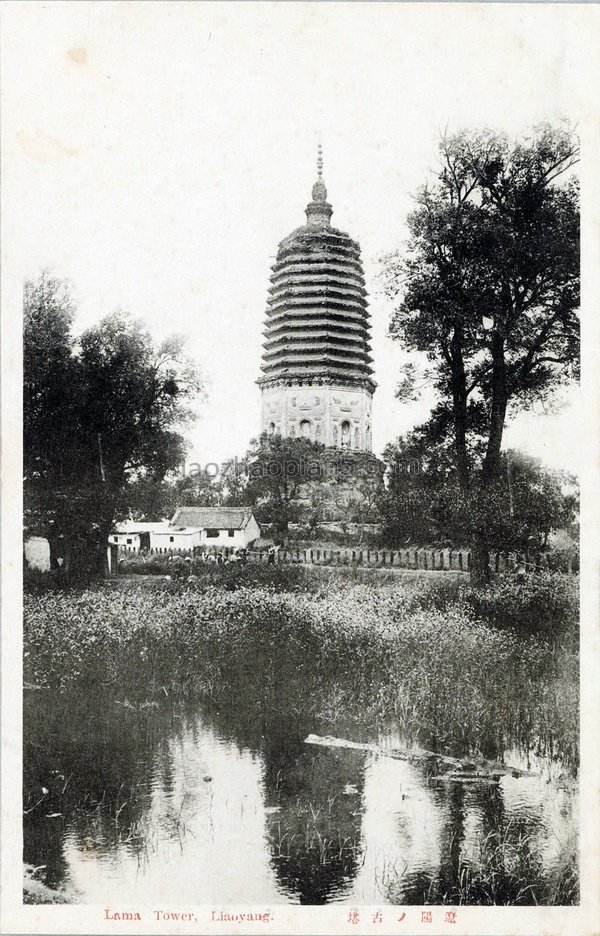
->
xmin=260 ymin=381 xmax=373 ymax=452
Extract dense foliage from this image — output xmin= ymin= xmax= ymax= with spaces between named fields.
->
xmin=381 ymin=436 xmax=578 ymax=552
xmin=219 ymin=435 xmax=384 ymax=540
xmin=24 ymin=272 xmax=202 ymax=576
xmin=24 ymin=571 xmax=578 ymax=769
xmin=382 ymin=125 xmax=580 ymax=577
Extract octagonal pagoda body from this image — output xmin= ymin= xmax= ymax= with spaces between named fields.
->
xmin=258 ymin=154 xmax=376 ymax=451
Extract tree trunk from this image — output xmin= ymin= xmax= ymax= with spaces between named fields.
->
xmin=472 ymin=334 xmax=508 ymax=582
xmin=483 ymin=393 xmax=508 ymax=481
xmin=471 ymin=528 xmax=491 ymax=584
xmin=46 ymin=530 xmax=65 ymax=572
xmin=483 ymin=333 xmax=508 ymax=481
xmin=450 ymin=329 xmax=470 ymax=491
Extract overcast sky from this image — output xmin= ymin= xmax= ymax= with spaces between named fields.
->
xmin=3 ymin=1 xmax=594 ymax=475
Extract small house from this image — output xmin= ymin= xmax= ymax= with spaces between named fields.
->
xmin=151 ymin=527 xmax=203 ymax=550
xmin=169 ymin=507 xmax=260 ymax=549
xmin=110 ymin=521 xmax=173 ymax=551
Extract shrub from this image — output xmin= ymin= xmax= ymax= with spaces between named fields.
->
xmin=463 ymin=572 xmax=579 ymax=641
xmin=23 ymin=572 xmax=579 ymax=770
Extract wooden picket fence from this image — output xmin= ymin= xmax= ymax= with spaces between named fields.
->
xmin=116 ymin=544 xmax=576 ymax=574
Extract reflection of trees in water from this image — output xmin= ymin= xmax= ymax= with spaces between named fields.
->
xmin=415 ymin=778 xmax=551 ymax=905
xmin=435 ymin=781 xmax=466 ymax=902
xmin=25 ymin=686 xmax=567 ymax=906
xmin=24 ymin=689 xmax=167 ymax=890
xmin=206 ymin=700 xmax=368 ymax=904
xmin=212 ymin=700 xmax=366 ymax=903
xmin=428 ymin=780 xmax=525 ymax=904
xmin=263 ymin=742 xmax=367 ymax=904
xmin=372 ymin=777 xmax=513 ymax=905
xmin=461 ymin=782 xmax=546 ymax=904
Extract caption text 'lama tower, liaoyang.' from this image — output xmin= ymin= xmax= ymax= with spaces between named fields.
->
xmin=258 ymin=148 xmax=376 ymax=451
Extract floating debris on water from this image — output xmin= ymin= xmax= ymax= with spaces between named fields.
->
xmin=304 ymin=734 xmax=533 ymax=780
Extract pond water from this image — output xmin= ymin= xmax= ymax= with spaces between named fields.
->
xmin=24 ymin=691 xmax=577 ymax=905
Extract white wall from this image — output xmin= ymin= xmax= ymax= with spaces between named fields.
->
xmin=261 ymin=383 xmax=373 ymax=450
xmin=244 ymin=516 xmax=261 ymax=546
xmin=24 ymin=536 xmax=51 ymax=572
xmin=111 ymin=533 xmax=141 ymax=549
xmin=197 ymin=519 xmax=260 ymax=548
xmin=152 ymin=531 xmax=202 ymax=549
xmin=111 ymin=520 xmax=260 ymax=551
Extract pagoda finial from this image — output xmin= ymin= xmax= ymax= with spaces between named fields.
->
xmin=311 ymin=143 xmax=328 ymax=206
xmin=306 ymin=141 xmax=332 ymax=226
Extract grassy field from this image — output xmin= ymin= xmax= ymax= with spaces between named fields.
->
xmin=24 ymin=566 xmax=579 ymax=769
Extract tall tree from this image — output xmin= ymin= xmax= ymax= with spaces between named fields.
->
xmin=380 ymin=432 xmax=577 ymax=553
xmin=24 ymin=274 xmax=202 ymax=577
xmin=328 ymin=454 xmax=384 ymax=543
xmin=383 ymin=125 xmax=579 ymax=578
xmin=226 ymin=433 xmax=326 ymax=541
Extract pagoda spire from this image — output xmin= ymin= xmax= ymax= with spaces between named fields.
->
xmin=259 ymin=145 xmax=376 ymax=451
xmin=305 ymin=144 xmax=332 ymax=227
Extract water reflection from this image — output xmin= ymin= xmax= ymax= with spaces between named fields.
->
xmin=263 ymin=743 xmax=366 ymax=904
xmin=23 ymin=691 xmax=577 ymax=905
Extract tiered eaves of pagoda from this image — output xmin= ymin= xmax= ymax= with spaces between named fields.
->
xmin=258 ymin=158 xmax=375 ymax=393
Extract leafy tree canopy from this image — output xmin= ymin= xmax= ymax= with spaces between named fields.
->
xmin=382 ymin=124 xmax=579 ymax=577
xmin=223 ymin=433 xmax=326 ymax=539
xmin=381 ymin=431 xmax=577 ymax=553
xmin=24 ymin=271 xmax=203 ymax=576
xmin=383 ymin=123 xmax=579 ymax=486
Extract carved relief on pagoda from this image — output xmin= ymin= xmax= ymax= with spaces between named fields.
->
xmin=261 ymin=382 xmax=373 ymax=452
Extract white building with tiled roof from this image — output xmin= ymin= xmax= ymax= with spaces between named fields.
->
xmin=169 ymin=507 xmax=261 ymax=549
xmin=110 ymin=520 xmax=173 ymax=550
xmin=110 ymin=509 xmax=260 ymax=551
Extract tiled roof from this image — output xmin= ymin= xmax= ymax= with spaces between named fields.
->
xmin=114 ymin=521 xmax=171 ymax=533
xmin=170 ymin=507 xmax=254 ymax=530
xmin=258 ymin=176 xmax=374 ymax=391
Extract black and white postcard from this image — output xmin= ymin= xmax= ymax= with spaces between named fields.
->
xmin=1 ymin=2 xmax=599 ymax=935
